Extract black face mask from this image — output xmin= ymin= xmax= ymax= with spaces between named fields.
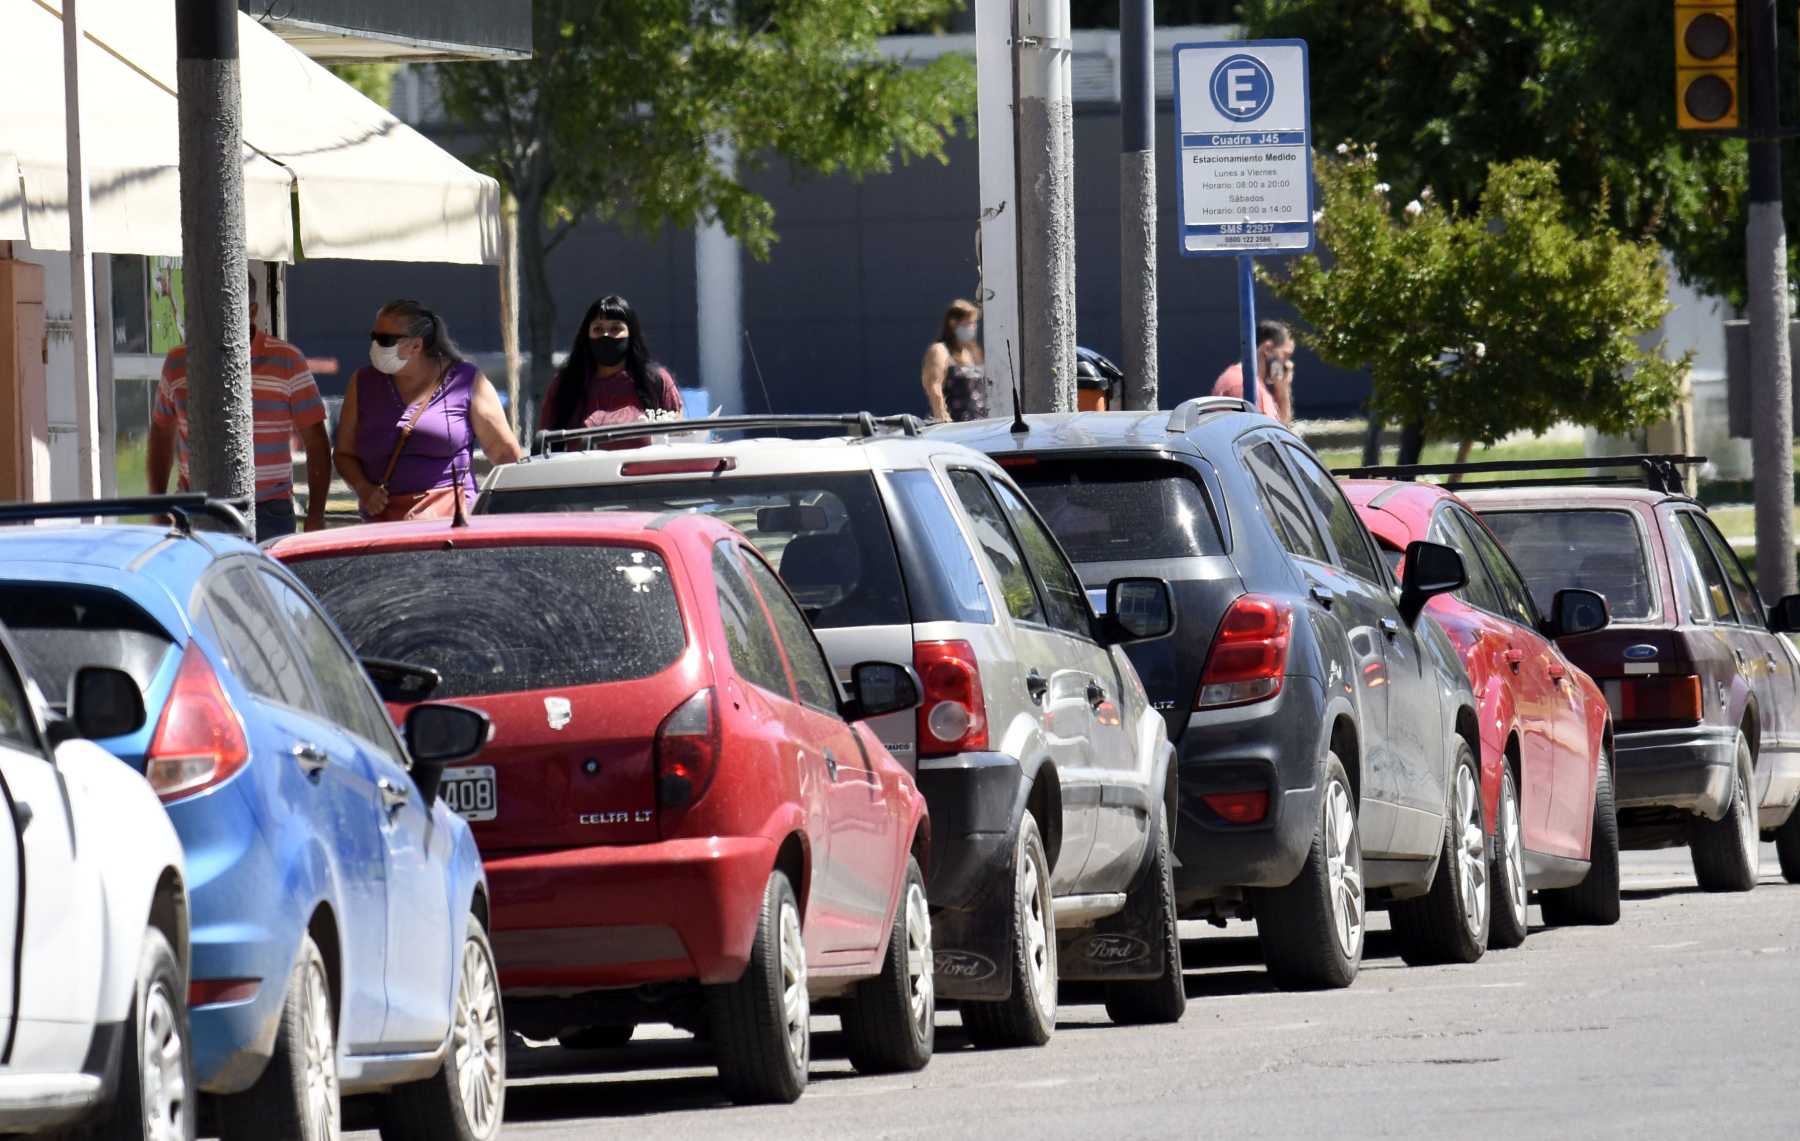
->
xmin=591 ymin=335 xmax=628 ymax=368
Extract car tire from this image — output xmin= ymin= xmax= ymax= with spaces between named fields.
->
xmin=379 ymin=918 xmax=506 ymax=1141
xmin=841 ymin=857 xmax=935 ymax=1074
xmin=1539 ymin=752 xmax=1621 ymax=927
xmin=1777 ymin=804 xmax=1800 ymax=884
xmin=1689 ymin=732 xmax=1760 ymax=893
xmin=217 ymin=933 xmax=338 ymax=1141
xmin=1253 ymin=753 xmax=1363 ymax=991
xmin=962 ymin=813 xmax=1057 ymax=1049
xmin=1391 ymin=743 xmax=1489 ymax=966
xmin=1102 ymin=802 xmax=1187 ymax=1026
xmin=705 ymin=871 xmax=809 ymax=1104
xmin=59 ymin=926 xmax=194 ymax=1141
xmin=1486 ymin=767 xmax=1529 ymax=950
xmin=557 ymin=1024 xmax=636 ymax=1051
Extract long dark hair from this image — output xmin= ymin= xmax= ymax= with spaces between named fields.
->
xmin=378 ymin=299 xmax=465 ymax=363
xmin=550 ymin=294 xmax=666 ymax=430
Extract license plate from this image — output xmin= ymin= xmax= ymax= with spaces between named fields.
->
xmin=440 ymin=766 xmax=497 ymax=822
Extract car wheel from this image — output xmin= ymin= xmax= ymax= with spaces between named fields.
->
xmin=1103 ymin=801 xmax=1187 ymax=1026
xmin=1487 ymin=767 xmax=1530 ymax=949
xmin=962 ymin=813 xmax=1057 ymax=1048
xmin=379 ymin=918 xmax=506 ymax=1141
xmin=1391 ymin=743 xmax=1489 ymax=965
xmin=557 ymin=1024 xmax=636 ymax=1050
xmin=217 ymin=933 xmax=339 ymax=1141
xmin=59 ymin=926 xmax=194 ymax=1141
xmin=1539 ymin=750 xmax=1622 ymax=927
xmin=842 ymin=857 xmax=935 ymax=1074
xmin=1777 ymin=803 xmax=1800 ymax=884
xmin=1253 ymin=753 xmax=1363 ymax=990
xmin=705 ymin=871 xmax=809 ymax=1104
xmin=1689 ymin=732 xmax=1760 ymax=893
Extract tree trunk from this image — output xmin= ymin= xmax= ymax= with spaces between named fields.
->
xmin=1397 ymin=421 xmax=1426 ymax=465
xmin=1360 ymin=406 xmax=1383 ymax=466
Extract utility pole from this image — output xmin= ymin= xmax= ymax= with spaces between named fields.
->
xmin=61 ymin=0 xmax=101 ymax=497
xmin=174 ymin=0 xmax=253 ymax=516
xmin=1118 ymin=0 xmax=1157 ymax=411
xmin=1016 ymin=0 xmax=1077 ymax=413
xmin=975 ymin=0 xmax=1020 ymax=419
xmin=1745 ymin=0 xmax=1795 ymax=598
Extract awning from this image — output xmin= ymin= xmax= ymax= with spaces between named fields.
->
xmin=2 ymin=0 xmax=501 ymax=265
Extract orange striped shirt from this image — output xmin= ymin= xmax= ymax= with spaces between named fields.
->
xmin=153 ymin=331 xmax=327 ymax=502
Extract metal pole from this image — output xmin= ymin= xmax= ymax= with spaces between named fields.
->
xmin=975 ymin=0 xmax=1021 ymax=419
xmin=92 ymin=253 xmax=116 ymax=496
xmin=1746 ymin=0 xmax=1795 ymax=598
xmin=1016 ymin=0 xmax=1077 ymax=413
xmin=1119 ymin=0 xmax=1157 ymax=411
xmin=61 ymin=0 xmax=101 ymax=497
xmin=175 ymin=0 xmax=252 ymax=515
xmin=1237 ymin=255 xmax=1259 ymax=413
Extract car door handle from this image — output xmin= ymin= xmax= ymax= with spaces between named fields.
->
xmin=1025 ymin=670 xmax=1048 ymax=705
xmin=378 ymin=777 xmax=409 ymax=814
xmin=1548 ymin=664 xmax=1568 ymax=684
xmin=291 ymin=742 xmax=330 ymax=777
xmin=1310 ymin=583 xmax=1335 ymax=609
xmin=1086 ymin=681 xmax=1106 ymax=709
xmin=823 ymin=750 xmax=839 ymax=781
xmin=1502 ymin=649 xmax=1524 ymax=672
xmin=1379 ymin=616 xmax=1401 ymax=638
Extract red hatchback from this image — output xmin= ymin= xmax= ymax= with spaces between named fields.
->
xmin=1342 ymin=481 xmax=1620 ymax=944
xmin=271 ymin=514 xmax=933 ymax=1105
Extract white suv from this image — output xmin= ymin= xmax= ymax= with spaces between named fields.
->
xmin=478 ymin=414 xmax=1186 ymax=1046
xmin=0 ymin=624 xmax=190 ymax=1138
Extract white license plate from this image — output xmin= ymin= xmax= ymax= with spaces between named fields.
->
xmin=441 ymin=766 xmax=497 ymax=822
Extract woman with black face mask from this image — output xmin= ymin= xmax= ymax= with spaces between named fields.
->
xmin=540 ymin=295 xmax=683 ymax=446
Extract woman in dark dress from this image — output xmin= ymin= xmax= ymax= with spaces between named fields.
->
xmin=920 ymin=299 xmax=988 ymax=422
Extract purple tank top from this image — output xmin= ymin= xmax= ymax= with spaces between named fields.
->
xmin=353 ymin=362 xmax=479 ymax=497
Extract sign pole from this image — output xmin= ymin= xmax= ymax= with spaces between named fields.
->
xmin=1237 ymin=254 xmax=1259 ymax=412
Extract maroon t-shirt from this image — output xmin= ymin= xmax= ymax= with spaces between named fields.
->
xmin=540 ymin=367 xmax=683 ymax=432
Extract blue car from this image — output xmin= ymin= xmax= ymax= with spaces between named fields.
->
xmin=0 ymin=496 xmax=505 ymax=1141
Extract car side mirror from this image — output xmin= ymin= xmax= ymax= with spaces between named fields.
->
xmin=1399 ymin=540 xmax=1467 ymax=624
xmin=403 ymin=703 xmax=491 ymax=805
xmin=1770 ymin=593 xmax=1800 ymax=634
xmin=363 ymin=657 xmax=442 ymax=704
xmin=1546 ymin=588 xmax=1610 ymax=639
xmin=1102 ymin=577 xmax=1176 ymax=644
xmin=53 ymin=666 xmax=145 ymax=743
xmin=841 ymin=661 xmax=922 ymax=722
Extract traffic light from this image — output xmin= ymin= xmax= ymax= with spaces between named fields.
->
xmin=1675 ymin=1 xmax=1740 ymax=129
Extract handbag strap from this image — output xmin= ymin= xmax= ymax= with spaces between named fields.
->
xmin=377 ymin=364 xmax=452 ymax=490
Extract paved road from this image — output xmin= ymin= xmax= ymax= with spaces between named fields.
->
xmin=347 ymin=848 xmax=1800 ymax=1140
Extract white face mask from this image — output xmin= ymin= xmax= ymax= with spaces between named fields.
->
xmin=370 ymin=341 xmax=408 ymax=375
xmin=954 ymin=322 xmax=978 ymax=344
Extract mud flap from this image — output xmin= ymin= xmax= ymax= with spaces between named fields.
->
xmin=930 ymin=878 xmax=1017 ymax=1002
xmin=1057 ymin=820 xmax=1167 ymax=983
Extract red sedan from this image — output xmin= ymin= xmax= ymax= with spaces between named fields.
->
xmin=1342 ymin=481 xmax=1620 ymax=944
xmin=271 ymin=513 xmax=933 ymax=1105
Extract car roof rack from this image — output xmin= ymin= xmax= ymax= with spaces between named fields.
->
xmin=1165 ymin=396 xmax=1252 ymax=435
xmin=1331 ymin=454 xmax=1708 ymax=495
xmin=0 ymin=493 xmax=252 ymax=539
xmin=531 ymin=413 xmax=926 ymax=457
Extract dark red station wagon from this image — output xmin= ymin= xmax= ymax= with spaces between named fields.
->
xmin=273 ymin=514 xmax=934 ymax=1105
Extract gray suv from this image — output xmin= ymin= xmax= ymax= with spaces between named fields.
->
xmin=476 ymin=415 xmax=1187 ymax=1043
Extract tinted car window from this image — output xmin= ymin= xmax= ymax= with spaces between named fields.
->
xmin=482 ymin=473 xmax=906 ymax=630
xmin=883 ymin=469 xmax=994 ymax=625
xmin=1427 ymin=513 xmax=1501 ymax=614
xmin=0 ymin=584 xmax=175 ymax=706
xmin=1458 ymin=512 xmax=1538 ymax=628
xmin=1481 ymin=510 xmax=1655 ymax=621
xmin=287 ymin=545 xmax=687 ymax=700
xmin=1006 ymin=458 xmax=1225 ymax=561
xmin=711 ymin=542 xmax=793 ymax=699
xmin=259 ymin=571 xmax=402 ymax=756
xmin=1243 ymin=442 xmax=1327 ymax=563
xmin=949 ymin=469 xmax=1045 ymax=626
xmin=1692 ymin=514 xmax=1764 ymax=629
xmin=0 ymin=649 xmax=37 ymax=752
xmin=1674 ymin=512 xmax=1732 ymax=622
xmin=204 ymin=567 xmax=315 ymax=710
xmin=990 ymin=478 xmax=1093 ymax=639
xmin=742 ymin=550 xmax=841 ymax=713
xmin=1285 ymin=444 xmax=1383 ymax=583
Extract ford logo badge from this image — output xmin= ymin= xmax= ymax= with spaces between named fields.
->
xmin=1624 ymin=644 xmax=1659 ymax=661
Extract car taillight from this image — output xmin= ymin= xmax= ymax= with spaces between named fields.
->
xmin=1195 ymin=595 xmax=1293 ymax=709
xmin=1201 ymin=790 xmax=1269 ymax=825
xmin=620 ymin=457 xmax=735 ymax=476
xmin=1613 ymin=674 xmax=1703 ymax=723
xmin=145 ymin=643 xmax=250 ymax=803
xmin=914 ymin=640 xmax=988 ymax=758
xmin=656 ymin=688 xmax=719 ymax=809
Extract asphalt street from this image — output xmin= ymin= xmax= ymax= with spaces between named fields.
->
xmin=345 ymin=847 xmax=1800 ymax=1140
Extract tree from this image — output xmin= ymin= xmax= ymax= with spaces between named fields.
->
xmin=1241 ymin=0 xmax=1764 ymax=306
xmin=1267 ymin=147 xmax=1688 ymax=448
xmin=434 ymin=0 xmax=975 ymax=402
xmin=329 ymin=63 xmax=399 ymax=108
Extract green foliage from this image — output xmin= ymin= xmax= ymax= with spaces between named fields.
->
xmin=1241 ymin=0 xmax=1760 ymax=305
xmin=328 ymin=63 xmax=399 ymax=108
xmin=1268 ymin=147 xmax=1688 ymax=446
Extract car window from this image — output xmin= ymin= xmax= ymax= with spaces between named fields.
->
xmin=1427 ymin=512 xmax=1501 ymax=614
xmin=1480 ymin=509 xmax=1656 ymax=621
xmin=287 ymin=544 xmax=687 ymax=699
xmin=1457 ymin=511 xmax=1539 ymax=628
xmin=0 ymin=648 xmax=39 ymax=753
xmin=0 ymin=584 xmax=176 ymax=708
xmin=1284 ymin=444 xmax=1383 ymax=583
xmin=712 ymin=541 xmax=793 ymax=699
xmin=1242 ymin=441 xmax=1328 ymax=563
xmin=883 ymin=469 xmax=994 ymax=625
xmin=948 ymin=469 xmax=1046 ymax=626
xmin=741 ymin=548 xmax=841 ymax=714
xmin=203 ymin=567 xmax=316 ymax=711
xmin=259 ymin=571 xmax=403 ymax=757
xmin=1692 ymin=513 xmax=1765 ymax=629
xmin=1670 ymin=512 xmax=1726 ymax=622
xmin=989 ymin=477 xmax=1094 ymax=640
xmin=1005 ymin=457 xmax=1226 ymax=561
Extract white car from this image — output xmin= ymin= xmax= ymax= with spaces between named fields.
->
xmin=0 ymin=626 xmax=191 ymax=1138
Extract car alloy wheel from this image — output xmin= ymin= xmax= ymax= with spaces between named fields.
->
xmin=1454 ymin=763 xmax=1488 ymax=941
xmin=1325 ymin=777 xmax=1364 ymax=961
xmin=453 ymin=935 xmax=504 ymax=1139
xmin=1733 ymin=748 xmax=1760 ymax=880
xmin=778 ymin=896 xmax=809 ymax=1071
xmin=142 ymin=974 xmax=190 ymax=1141
xmin=904 ymin=880 xmax=934 ymax=1035
xmin=1501 ymin=778 xmax=1526 ymax=928
xmin=1020 ymin=834 xmax=1053 ymax=1012
xmin=300 ymin=953 xmax=339 ymax=1141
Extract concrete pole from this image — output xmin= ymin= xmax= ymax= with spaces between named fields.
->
xmin=975 ymin=0 xmax=1021 ymax=419
xmin=1016 ymin=0 xmax=1076 ymax=413
xmin=61 ymin=0 xmax=102 ymax=497
xmin=499 ymin=190 xmax=523 ymax=437
xmin=175 ymin=0 xmax=252 ymax=515
xmin=1119 ymin=0 xmax=1157 ymax=411
xmin=1746 ymin=0 xmax=1795 ymax=598
xmin=695 ymin=140 xmax=744 ymax=414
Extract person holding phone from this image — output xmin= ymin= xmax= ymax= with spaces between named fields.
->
xmin=1211 ymin=319 xmax=1296 ymax=424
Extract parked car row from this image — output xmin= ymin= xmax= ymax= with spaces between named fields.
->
xmin=3 ymin=405 xmax=1798 ymax=1137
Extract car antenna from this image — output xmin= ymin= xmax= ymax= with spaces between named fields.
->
xmin=1007 ymin=339 xmax=1028 ymax=435
xmin=742 ymin=328 xmax=775 ymax=413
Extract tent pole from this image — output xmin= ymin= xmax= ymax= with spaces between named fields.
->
xmin=62 ymin=0 xmax=102 ymax=497
xmin=500 ymin=190 xmax=522 ymax=437
xmin=92 ymin=252 xmax=116 ymax=495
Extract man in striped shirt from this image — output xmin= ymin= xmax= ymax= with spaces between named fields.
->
xmin=147 ymin=283 xmax=330 ymax=538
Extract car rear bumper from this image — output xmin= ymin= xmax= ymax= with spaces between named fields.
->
xmin=1612 ymin=725 xmax=1737 ymax=819
xmin=483 ymin=836 xmax=775 ymax=992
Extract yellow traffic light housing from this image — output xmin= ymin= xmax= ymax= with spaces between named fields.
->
xmin=1675 ymin=2 xmax=1740 ymax=129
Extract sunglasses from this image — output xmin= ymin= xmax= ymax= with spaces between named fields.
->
xmin=369 ymin=331 xmax=410 ymax=348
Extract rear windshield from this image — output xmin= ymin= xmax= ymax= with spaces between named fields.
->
xmin=0 ymin=584 xmax=175 ymax=706
xmin=1004 ymin=458 xmax=1225 ymax=562
xmin=1479 ymin=509 xmax=1656 ymax=621
xmin=481 ymin=473 xmax=909 ymax=630
xmin=285 ymin=545 xmax=685 ymax=698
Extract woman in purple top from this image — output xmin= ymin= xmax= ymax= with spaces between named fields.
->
xmin=334 ymin=300 xmax=522 ymax=521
